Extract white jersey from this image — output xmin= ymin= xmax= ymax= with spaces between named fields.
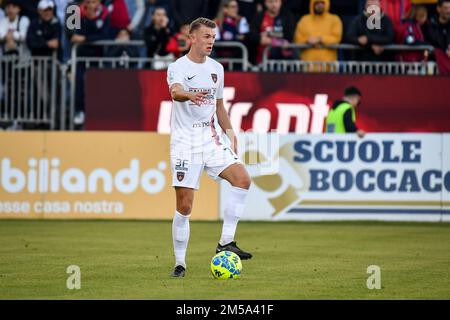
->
xmin=167 ymin=55 xmax=225 ymax=153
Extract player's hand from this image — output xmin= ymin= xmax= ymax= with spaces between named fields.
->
xmin=189 ymin=91 xmax=208 ymax=106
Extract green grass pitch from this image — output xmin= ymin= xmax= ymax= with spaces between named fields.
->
xmin=0 ymin=220 xmax=449 ymax=299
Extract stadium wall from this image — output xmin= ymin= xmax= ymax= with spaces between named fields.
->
xmin=220 ymin=133 xmax=450 ymax=222
xmin=1 ymin=132 xmax=449 ymax=222
xmin=0 ymin=132 xmax=219 ymax=220
xmin=85 ymin=70 xmax=450 ymax=133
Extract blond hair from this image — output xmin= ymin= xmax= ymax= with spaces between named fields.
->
xmin=189 ymin=17 xmax=217 ymax=34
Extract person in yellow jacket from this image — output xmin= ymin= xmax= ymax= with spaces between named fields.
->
xmin=294 ymin=0 xmax=343 ymax=64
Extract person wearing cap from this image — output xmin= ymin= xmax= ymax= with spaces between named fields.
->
xmin=26 ymin=0 xmax=61 ymax=57
xmin=0 ymin=0 xmax=30 ymax=55
xmin=326 ymin=87 xmax=366 ymax=138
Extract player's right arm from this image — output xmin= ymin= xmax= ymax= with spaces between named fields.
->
xmin=170 ymin=83 xmax=207 ymax=106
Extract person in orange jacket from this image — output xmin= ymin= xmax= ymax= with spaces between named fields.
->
xmin=294 ymin=0 xmax=343 ymax=63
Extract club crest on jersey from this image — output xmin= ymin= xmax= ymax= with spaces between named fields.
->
xmin=211 ymin=73 xmax=217 ymax=83
xmin=177 ymin=171 xmax=185 ymax=182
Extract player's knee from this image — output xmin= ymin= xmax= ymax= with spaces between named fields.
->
xmin=177 ymin=201 xmax=193 ymax=215
xmin=234 ymin=175 xmax=252 ymax=190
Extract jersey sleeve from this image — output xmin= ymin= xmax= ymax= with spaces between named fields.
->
xmin=167 ymin=62 xmax=184 ymax=87
xmin=216 ymin=64 xmax=225 ymax=100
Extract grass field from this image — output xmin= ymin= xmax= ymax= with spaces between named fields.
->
xmin=0 ymin=220 xmax=449 ymax=299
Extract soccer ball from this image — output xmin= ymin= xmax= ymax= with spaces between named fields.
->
xmin=210 ymin=251 xmax=242 ymax=280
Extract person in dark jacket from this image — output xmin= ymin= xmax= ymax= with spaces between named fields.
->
xmin=67 ymin=0 xmax=110 ymax=125
xmin=326 ymin=86 xmax=365 ymax=138
xmin=247 ymin=0 xmax=296 ymax=65
xmin=395 ymin=4 xmax=428 ymax=62
xmin=67 ymin=0 xmax=111 ymax=58
xmin=346 ymin=0 xmax=395 ymax=61
xmin=423 ymin=0 xmax=450 ymax=74
xmin=27 ymin=0 xmax=61 ymax=57
xmin=423 ymin=0 xmax=450 ymax=54
xmin=17 ymin=0 xmax=40 ymax=20
xmin=144 ymin=6 xmax=171 ymax=58
xmin=171 ymin=0 xmax=209 ymax=29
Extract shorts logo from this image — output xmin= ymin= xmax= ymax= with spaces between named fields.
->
xmin=175 ymin=159 xmax=189 ymax=171
xmin=211 ymin=73 xmax=217 ymax=83
xmin=177 ymin=171 xmax=185 ymax=182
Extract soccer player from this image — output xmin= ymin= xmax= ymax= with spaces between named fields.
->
xmin=167 ymin=17 xmax=252 ymax=278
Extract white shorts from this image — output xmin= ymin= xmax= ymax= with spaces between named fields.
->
xmin=170 ymin=143 xmax=241 ymax=190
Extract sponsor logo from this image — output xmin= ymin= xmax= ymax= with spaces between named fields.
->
xmin=193 ymin=121 xmax=211 ymax=128
xmin=158 ymin=88 xmax=330 ymax=134
xmin=187 ymin=75 xmax=196 ymax=81
xmin=242 ymin=136 xmax=450 ymax=220
xmin=0 ymin=158 xmax=167 ymax=195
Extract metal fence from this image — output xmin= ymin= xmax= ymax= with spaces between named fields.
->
xmin=0 ymin=53 xmax=60 ymax=129
xmin=262 ymin=43 xmax=438 ymax=75
xmin=0 ymin=41 xmax=444 ymax=130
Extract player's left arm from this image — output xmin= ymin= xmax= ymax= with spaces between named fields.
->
xmin=216 ymin=99 xmax=238 ymax=154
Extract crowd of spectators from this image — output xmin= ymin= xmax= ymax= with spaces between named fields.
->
xmin=0 ymin=0 xmax=449 ymax=124
xmin=0 ymin=0 xmax=448 ymax=67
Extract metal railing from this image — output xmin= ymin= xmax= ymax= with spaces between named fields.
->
xmin=70 ymin=40 xmax=249 ymax=71
xmin=1 ymin=40 xmax=444 ymax=131
xmin=261 ymin=43 xmax=438 ymax=75
xmin=67 ymin=40 xmax=249 ymax=130
xmin=0 ymin=52 xmax=59 ymax=129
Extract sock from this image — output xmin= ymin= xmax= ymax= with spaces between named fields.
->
xmin=220 ymin=186 xmax=248 ymax=246
xmin=172 ymin=210 xmax=190 ymax=268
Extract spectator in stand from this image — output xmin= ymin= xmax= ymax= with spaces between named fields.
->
xmin=215 ymin=0 xmax=250 ymax=42
xmin=423 ymin=0 xmax=450 ymax=74
xmin=27 ymin=0 xmax=61 ymax=57
xmin=124 ymin=0 xmax=145 ymax=36
xmin=103 ymin=0 xmax=144 ymax=59
xmin=68 ymin=0 xmax=110 ymax=125
xmin=247 ymin=0 xmax=296 ymax=65
xmin=213 ymin=0 xmax=249 ymax=69
xmin=68 ymin=0 xmax=110 ymax=56
xmin=103 ymin=0 xmax=130 ymax=39
xmin=27 ymin=0 xmax=61 ymax=123
xmin=236 ymin=0 xmax=263 ymax=24
xmin=284 ymin=0 xmax=307 ymax=22
xmin=171 ymin=0 xmax=209 ymax=29
xmin=136 ymin=0 xmax=172 ymax=37
xmin=395 ymin=4 xmax=429 ymax=62
xmin=53 ymin=0 xmax=70 ymax=23
xmin=0 ymin=0 xmax=30 ymax=55
xmin=16 ymin=0 xmax=40 ymax=20
xmin=209 ymin=0 xmax=222 ymax=20
xmin=380 ymin=0 xmax=412 ymax=33
xmin=294 ymin=0 xmax=343 ymax=63
xmin=165 ymin=21 xmax=190 ymax=58
xmin=144 ymin=6 xmax=172 ymax=69
xmin=346 ymin=0 xmax=395 ymax=61
xmin=52 ymin=0 xmax=71 ymax=62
